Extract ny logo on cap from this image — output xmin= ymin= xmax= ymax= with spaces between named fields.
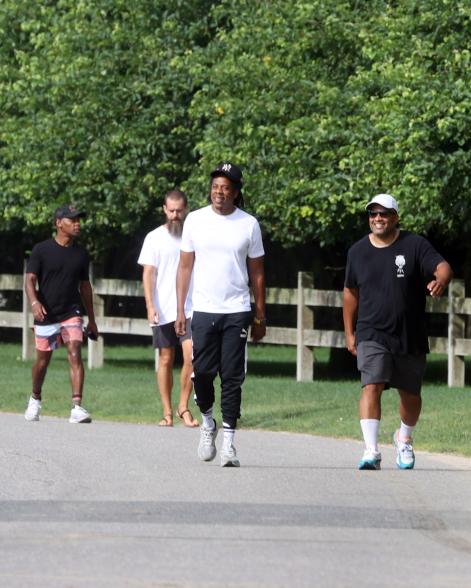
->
xmin=221 ymin=163 xmax=232 ymax=172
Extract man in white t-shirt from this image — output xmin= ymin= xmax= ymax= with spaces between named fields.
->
xmin=138 ymin=189 xmax=197 ymax=428
xmin=176 ymin=163 xmax=266 ymax=467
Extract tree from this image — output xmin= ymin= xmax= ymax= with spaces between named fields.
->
xmin=1 ymin=0 xmax=471 ymax=271
xmin=185 ymin=0 xmax=471 ymax=254
xmin=0 ymin=0 xmax=215 ymax=255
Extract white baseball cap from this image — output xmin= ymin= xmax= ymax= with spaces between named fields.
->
xmin=365 ymin=193 xmax=398 ymax=213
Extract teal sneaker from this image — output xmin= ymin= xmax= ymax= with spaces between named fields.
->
xmin=393 ymin=430 xmax=415 ymax=469
xmin=358 ymin=448 xmax=382 ymax=470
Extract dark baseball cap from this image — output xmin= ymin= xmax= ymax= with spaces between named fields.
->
xmin=210 ymin=162 xmax=243 ymax=187
xmin=54 ymin=204 xmax=86 ymax=220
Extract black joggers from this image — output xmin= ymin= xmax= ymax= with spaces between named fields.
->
xmin=191 ymin=311 xmax=252 ymax=429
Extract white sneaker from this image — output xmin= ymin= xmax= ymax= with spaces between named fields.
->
xmin=25 ymin=397 xmax=41 ymax=421
xmin=69 ymin=405 xmax=92 ymax=424
xmin=358 ymin=448 xmax=382 ymax=470
xmin=393 ymin=430 xmax=415 ymax=469
xmin=221 ymin=444 xmax=240 ymax=467
xmin=198 ymin=421 xmax=218 ymax=461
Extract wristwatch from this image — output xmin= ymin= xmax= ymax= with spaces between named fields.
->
xmin=253 ymin=317 xmax=267 ymax=326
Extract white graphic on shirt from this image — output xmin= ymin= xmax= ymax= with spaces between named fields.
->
xmin=395 ymin=255 xmax=406 ymax=278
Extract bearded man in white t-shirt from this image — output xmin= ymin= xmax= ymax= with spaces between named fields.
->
xmin=138 ymin=189 xmax=198 ymax=428
xmin=176 ymin=163 xmax=266 ymax=467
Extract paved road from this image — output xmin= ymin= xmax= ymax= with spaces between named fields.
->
xmin=0 ymin=412 xmax=470 ymax=587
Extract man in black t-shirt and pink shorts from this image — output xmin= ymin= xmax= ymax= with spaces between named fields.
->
xmin=343 ymin=194 xmax=453 ymax=470
xmin=24 ymin=204 xmax=98 ymax=424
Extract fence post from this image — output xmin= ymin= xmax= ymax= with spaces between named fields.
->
xmin=447 ymin=279 xmax=465 ymax=387
xmin=88 ymin=264 xmax=104 ymax=369
xmin=22 ymin=260 xmax=35 ymax=361
xmin=296 ymin=271 xmax=314 ymax=382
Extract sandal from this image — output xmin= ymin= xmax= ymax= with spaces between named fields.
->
xmin=158 ymin=413 xmax=173 ymax=427
xmin=176 ymin=408 xmax=199 ymax=428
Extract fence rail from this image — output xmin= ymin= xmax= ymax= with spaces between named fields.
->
xmin=1 ymin=271 xmax=470 ymax=387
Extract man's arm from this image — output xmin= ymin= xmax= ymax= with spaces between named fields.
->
xmin=343 ymin=286 xmax=359 ymax=356
xmin=79 ymin=280 xmax=98 ymax=337
xmin=427 ymin=261 xmax=453 ymax=298
xmin=25 ymin=272 xmax=47 ymax=322
xmin=175 ymin=251 xmax=195 ymax=336
xmin=142 ymin=264 xmax=158 ymax=324
xmin=248 ymin=256 xmax=266 ymax=342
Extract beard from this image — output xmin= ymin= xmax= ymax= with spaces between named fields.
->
xmin=167 ymin=219 xmax=184 ymax=237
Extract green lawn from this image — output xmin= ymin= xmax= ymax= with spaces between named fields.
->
xmin=2 ymin=342 xmax=470 ymax=456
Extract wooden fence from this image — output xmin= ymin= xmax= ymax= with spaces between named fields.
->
xmin=1 ymin=270 xmax=470 ymax=386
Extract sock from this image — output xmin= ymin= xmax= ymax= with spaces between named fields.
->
xmin=360 ymin=419 xmax=380 ymax=452
xmin=201 ymin=408 xmax=215 ymax=429
xmin=222 ymin=423 xmax=235 ymax=451
xmin=399 ymin=421 xmax=415 ymax=441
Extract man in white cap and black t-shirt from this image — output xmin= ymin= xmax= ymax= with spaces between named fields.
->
xmin=176 ymin=162 xmax=266 ymax=467
xmin=343 ymin=194 xmax=453 ymax=470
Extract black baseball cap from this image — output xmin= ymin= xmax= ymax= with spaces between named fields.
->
xmin=210 ymin=162 xmax=243 ymax=187
xmin=54 ymin=204 xmax=86 ymax=220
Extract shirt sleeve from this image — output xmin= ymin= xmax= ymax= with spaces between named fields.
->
xmin=416 ymin=236 xmax=445 ymax=279
xmin=137 ymin=233 xmax=159 ymax=267
xmin=180 ymin=214 xmax=195 ymax=253
xmin=248 ymin=219 xmax=265 ymax=258
xmin=344 ymin=248 xmax=358 ymax=288
xmin=26 ymin=244 xmax=41 ymax=275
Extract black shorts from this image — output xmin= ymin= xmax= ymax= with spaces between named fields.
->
xmin=151 ymin=319 xmax=191 ymax=349
xmin=356 ymin=340 xmax=426 ymax=395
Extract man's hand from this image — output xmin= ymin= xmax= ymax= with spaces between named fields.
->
xmin=147 ymin=307 xmax=159 ymax=325
xmin=85 ymin=319 xmax=99 ymax=340
xmin=427 ymin=279 xmax=446 ymax=298
xmin=251 ymin=320 xmax=266 ymax=343
xmin=428 ymin=261 xmax=453 ymax=298
xmin=31 ymin=302 xmax=47 ymax=322
xmin=175 ymin=312 xmax=187 ymax=336
xmin=345 ymin=333 xmax=357 ymax=356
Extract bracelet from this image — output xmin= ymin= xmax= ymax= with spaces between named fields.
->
xmin=31 ymin=301 xmax=39 ymax=307
xmin=253 ymin=317 xmax=267 ymax=326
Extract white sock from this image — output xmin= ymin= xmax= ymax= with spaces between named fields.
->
xmin=201 ymin=409 xmax=214 ymax=429
xmin=360 ymin=419 xmax=380 ymax=452
xmin=399 ymin=421 xmax=415 ymax=441
xmin=222 ymin=423 xmax=235 ymax=450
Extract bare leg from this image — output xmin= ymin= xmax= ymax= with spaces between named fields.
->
xmin=360 ymin=383 xmax=384 ymax=445
xmin=65 ymin=340 xmax=84 ymax=405
xmin=359 ymin=383 xmax=384 ymax=419
xmin=32 ymin=350 xmax=53 ymax=399
xmin=157 ymin=347 xmax=175 ymax=425
xmin=177 ymin=338 xmax=198 ymax=427
xmin=398 ymin=388 xmax=422 ymax=428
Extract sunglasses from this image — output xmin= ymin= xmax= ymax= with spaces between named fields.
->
xmin=367 ymin=209 xmax=395 ymax=218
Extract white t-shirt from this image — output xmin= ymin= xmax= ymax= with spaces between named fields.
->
xmin=180 ymin=205 xmax=264 ymax=313
xmin=138 ymin=225 xmax=193 ymax=325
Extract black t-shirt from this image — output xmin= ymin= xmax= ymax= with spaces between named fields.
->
xmin=344 ymin=231 xmax=444 ymax=354
xmin=26 ymin=238 xmax=90 ymax=324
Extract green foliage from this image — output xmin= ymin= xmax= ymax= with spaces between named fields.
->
xmin=1 ymin=0 xmax=471 ymax=254
xmin=186 ymin=0 xmax=471 ymax=246
xmin=0 ymin=0 xmax=215 ymax=253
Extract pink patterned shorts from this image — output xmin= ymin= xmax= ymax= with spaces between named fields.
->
xmin=34 ymin=316 xmax=83 ymax=351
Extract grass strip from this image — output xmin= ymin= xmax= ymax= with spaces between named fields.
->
xmin=1 ymin=343 xmax=470 ymax=456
